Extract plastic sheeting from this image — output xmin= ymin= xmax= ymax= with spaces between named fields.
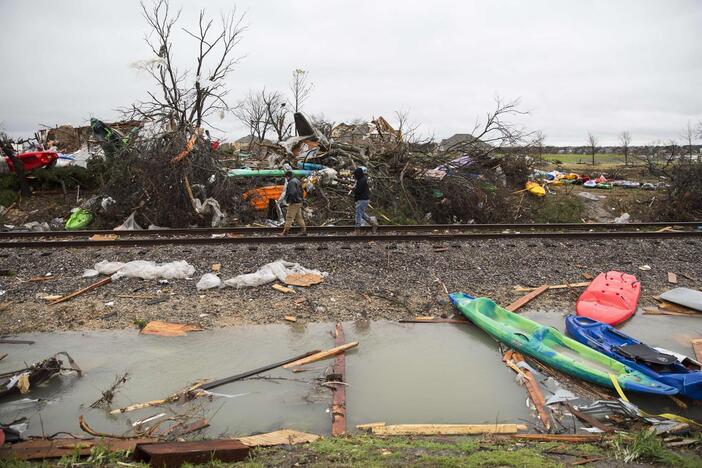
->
xmin=114 ymin=212 xmax=143 ymax=230
xmin=196 ymin=273 xmax=222 ymax=291
xmin=89 ymin=260 xmax=195 ymax=281
xmin=223 ymin=259 xmax=327 ymax=288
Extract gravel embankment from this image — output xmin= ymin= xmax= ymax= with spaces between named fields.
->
xmin=0 ymin=237 xmax=700 ymax=333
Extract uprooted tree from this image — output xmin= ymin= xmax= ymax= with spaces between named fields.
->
xmin=90 ymin=0 xmax=249 ymax=227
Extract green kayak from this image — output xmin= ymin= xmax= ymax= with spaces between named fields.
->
xmin=449 ymin=293 xmax=677 ymax=396
xmin=226 ymin=169 xmax=312 ymax=178
xmin=65 ymin=208 xmax=92 ymax=230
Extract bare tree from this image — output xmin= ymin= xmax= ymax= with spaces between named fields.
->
xmin=682 ymin=121 xmax=696 ymax=161
xmin=619 ymin=131 xmax=631 ymax=166
xmin=289 ymin=69 xmax=313 ymax=115
xmin=586 ymin=132 xmax=598 ymax=165
xmin=128 ymin=0 xmax=246 ymax=130
xmin=234 ymin=91 xmax=270 ymax=142
xmin=532 ymin=130 xmax=546 ymax=161
xmin=261 ymin=90 xmax=291 ymax=141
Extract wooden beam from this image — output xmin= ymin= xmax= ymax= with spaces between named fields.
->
xmin=50 ymin=277 xmax=112 ymax=305
xmin=283 ymin=342 xmax=359 ymax=369
xmin=511 ymin=434 xmax=604 ymax=443
xmin=331 ymin=323 xmax=346 ymax=437
xmin=691 ymin=339 xmax=702 ymax=362
xmin=0 ymin=438 xmax=156 ymax=461
xmin=133 ymin=439 xmax=249 ymax=466
xmin=506 ymin=285 xmax=549 ymax=312
xmin=0 ymin=353 xmax=7 ymax=362
xmin=503 ymin=350 xmax=550 ymax=430
xmin=360 ymin=423 xmax=527 ymax=436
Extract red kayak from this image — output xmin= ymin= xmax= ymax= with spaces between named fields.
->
xmin=576 ymin=271 xmax=640 ymax=325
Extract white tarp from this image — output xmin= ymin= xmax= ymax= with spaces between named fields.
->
xmin=223 ymin=259 xmax=327 ymax=288
xmin=88 ymin=260 xmax=195 ymax=280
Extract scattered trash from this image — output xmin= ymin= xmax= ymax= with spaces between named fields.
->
xmin=613 ymin=213 xmax=630 ymax=224
xmin=284 ymin=273 xmax=323 ymax=287
xmin=196 ymin=273 xmax=222 ymax=291
xmin=0 ymin=352 xmax=81 ymax=399
xmin=140 ymin=321 xmax=203 ymax=337
xmin=223 ymin=260 xmax=327 ymax=288
xmin=638 ymin=265 xmax=652 ymax=271
xmin=660 ymin=288 xmax=702 ymax=313
xmin=668 ymin=272 xmax=678 ymax=284
xmin=114 ymin=212 xmax=143 ymax=230
xmin=50 ymin=277 xmax=112 ymax=305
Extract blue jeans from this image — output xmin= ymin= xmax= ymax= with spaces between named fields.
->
xmin=355 ymin=199 xmax=372 ymax=227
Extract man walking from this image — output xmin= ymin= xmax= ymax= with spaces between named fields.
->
xmin=281 ymin=171 xmax=306 ymax=236
xmin=351 ymin=167 xmax=378 ymax=234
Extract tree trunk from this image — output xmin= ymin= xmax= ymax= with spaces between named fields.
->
xmin=0 ymin=141 xmax=31 ymax=197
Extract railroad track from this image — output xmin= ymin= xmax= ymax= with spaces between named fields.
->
xmin=0 ymin=222 xmax=699 ymax=248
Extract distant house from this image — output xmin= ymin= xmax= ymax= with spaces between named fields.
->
xmin=438 ymin=134 xmax=491 ymax=152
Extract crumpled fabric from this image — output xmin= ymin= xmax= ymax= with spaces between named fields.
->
xmin=91 ymin=260 xmax=195 ymax=280
xmin=223 ymin=259 xmax=327 ymax=288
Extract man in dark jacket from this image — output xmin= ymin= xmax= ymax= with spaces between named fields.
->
xmin=351 ymin=167 xmax=378 ymax=234
xmin=281 ymin=171 xmax=307 ymax=236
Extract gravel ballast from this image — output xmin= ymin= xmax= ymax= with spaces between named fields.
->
xmin=0 ymin=237 xmax=700 ymax=334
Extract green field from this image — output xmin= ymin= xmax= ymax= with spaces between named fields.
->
xmin=541 ymin=153 xmax=627 ymax=164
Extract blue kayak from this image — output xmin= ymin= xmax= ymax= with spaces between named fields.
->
xmin=450 ymin=294 xmax=677 ymax=396
xmin=566 ymin=315 xmax=702 ymax=400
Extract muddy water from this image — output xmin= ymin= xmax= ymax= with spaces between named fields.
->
xmin=0 ymin=321 xmax=529 ymax=438
xmin=2 ymin=311 xmax=701 ymax=439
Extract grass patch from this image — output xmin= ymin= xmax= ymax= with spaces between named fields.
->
xmin=530 ymin=195 xmax=585 ymax=223
xmin=541 ymin=153 xmax=625 ymax=165
xmin=612 ymin=429 xmax=701 ymax=467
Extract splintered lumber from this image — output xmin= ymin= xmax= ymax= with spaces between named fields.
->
xmin=272 ymin=284 xmax=295 ymax=294
xmin=133 ymin=439 xmax=249 ymax=466
xmin=199 ymin=350 xmax=320 ymax=391
xmin=331 ymin=323 xmax=346 ymax=436
xmin=240 ymin=429 xmax=320 ymax=447
xmin=284 ymin=273 xmax=323 ymax=287
xmin=50 ymin=277 xmax=112 ymax=305
xmin=0 ymin=353 xmax=7 ymax=361
xmin=283 ymin=342 xmax=359 ymax=369
xmin=514 ymin=282 xmax=590 ymax=292
xmin=506 ymin=285 xmax=549 ymax=312
xmin=668 ymin=272 xmax=678 ymax=284
xmin=511 ymin=434 xmax=604 ymax=443
xmin=691 ymin=339 xmax=702 ymax=362
xmin=503 ymin=351 xmax=550 ymax=430
xmin=0 ymin=438 xmax=157 ymax=461
xmin=361 ymin=423 xmax=527 ymax=436
xmin=140 ymin=321 xmax=203 ymax=337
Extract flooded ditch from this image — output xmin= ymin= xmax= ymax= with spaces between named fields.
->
xmin=1 ymin=311 xmax=701 ymax=438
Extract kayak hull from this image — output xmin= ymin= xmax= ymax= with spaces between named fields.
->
xmin=576 ymin=271 xmax=639 ymax=325
xmin=449 ymin=293 xmax=677 ymax=396
xmin=566 ymin=315 xmax=702 ymax=400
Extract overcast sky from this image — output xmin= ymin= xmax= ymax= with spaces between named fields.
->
xmin=1 ymin=0 xmax=701 ymax=145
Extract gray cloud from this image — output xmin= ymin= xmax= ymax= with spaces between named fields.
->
xmin=1 ymin=0 xmax=700 ymax=145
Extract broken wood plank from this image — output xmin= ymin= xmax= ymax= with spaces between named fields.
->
xmin=511 ymin=434 xmax=605 ymax=443
xmin=211 ymin=263 xmax=221 ymax=272
xmin=691 ymin=339 xmax=702 ymax=362
xmin=362 ymin=423 xmax=527 ymax=436
xmin=133 ymin=439 xmax=249 ymax=466
xmin=0 ymin=438 xmax=156 ymax=461
xmin=239 ymin=429 xmax=320 ymax=447
xmin=506 ymin=285 xmax=549 ymax=312
xmin=331 ymin=323 xmax=346 ymax=437
xmin=0 ymin=353 xmax=7 ymax=361
xmin=272 ymin=284 xmax=295 ymax=294
xmin=284 ymin=315 xmax=297 ymax=322
xmin=581 ymin=273 xmax=594 ymax=280
xmin=283 ymin=342 xmax=359 ymax=369
xmin=658 ymin=300 xmax=698 ymax=315
xmin=668 ymin=272 xmax=678 ymax=284
xmin=199 ymin=350 xmax=320 ymax=391
xmin=140 ymin=321 xmax=203 ymax=337
xmin=503 ymin=350 xmax=550 ymax=430
xmin=89 ymin=234 xmax=119 ymax=241
xmin=514 ymin=282 xmax=590 ymax=292
xmin=50 ymin=277 xmax=112 ymax=306
xmin=644 ymin=309 xmax=702 ymax=317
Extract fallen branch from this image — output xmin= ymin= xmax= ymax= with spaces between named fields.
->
xmin=79 ymin=415 xmax=140 ymax=439
xmin=89 ymin=372 xmax=129 ymax=409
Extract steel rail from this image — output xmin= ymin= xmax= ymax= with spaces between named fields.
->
xmin=0 ymin=221 xmax=699 ymax=239
xmin=1 ymin=229 xmax=700 ymax=249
